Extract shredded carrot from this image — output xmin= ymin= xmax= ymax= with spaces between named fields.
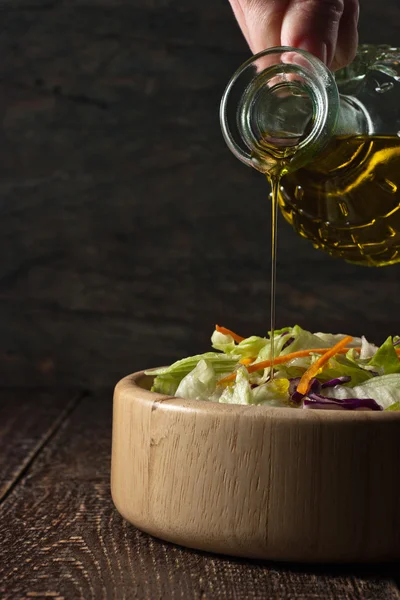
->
xmin=239 ymin=357 xmax=254 ymax=365
xmin=297 ymin=336 xmax=353 ymax=395
xmin=218 ymin=345 xmax=360 ymax=385
xmin=215 ymin=324 xmax=245 ymax=344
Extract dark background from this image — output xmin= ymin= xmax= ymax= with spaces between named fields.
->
xmin=1 ymin=5 xmax=400 ymax=597
xmin=1 ymin=0 xmax=399 ymax=390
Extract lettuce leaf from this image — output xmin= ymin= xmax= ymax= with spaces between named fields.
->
xmin=282 ymin=325 xmax=326 ymax=353
xmin=368 ymin=336 xmax=400 ymax=375
xmin=175 ymin=359 xmax=217 ymax=401
xmin=235 ymin=336 xmax=270 ymax=358
xmin=359 ymin=335 xmax=378 ymax=360
xmin=147 ymin=352 xmax=239 ymax=395
xmin=257 ymin=329 xmax=298 ymax=361
xmin=319 ymin=355 xmax=372 ymax=386
xmin=314 ymin=331 xmax=362 ymax=348
xmin=211 ymin=330 xmax=269 ymax=358
xmin=386 ymin=401 xmax=400 ymax=411
xmin=252 ymin=378 xmax=290 ymax=406
xmin=219 ymin=367 xmax=252 ymax=405
xmin=210 ymin=330 xmax=237 ymax=354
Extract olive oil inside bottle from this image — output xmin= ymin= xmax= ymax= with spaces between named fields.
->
xmin=278 ymin=135 xmax=400 ymax=267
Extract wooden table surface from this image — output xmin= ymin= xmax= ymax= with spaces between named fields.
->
xmin=1 ymin=0 xmax=400 ymax=597
xmin=0 ymin=389 xmax=399 ymax=600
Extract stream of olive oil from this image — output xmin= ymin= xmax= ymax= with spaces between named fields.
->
xmin=268 ymin=173 xmax=281 ymax=377
xmin=254 ymin=140 xmax=296 ymax=378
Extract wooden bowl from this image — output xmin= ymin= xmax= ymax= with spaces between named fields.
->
xmin=111 ymin=371 xmax=400 ymax=563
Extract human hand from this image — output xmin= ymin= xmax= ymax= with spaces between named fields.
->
xmin=228 ymin=0 xmax=359 ymax=71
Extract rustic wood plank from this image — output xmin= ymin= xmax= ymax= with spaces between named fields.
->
xmin=0 ymin=389 xmax=82 ymax=502
xmin=0 ymin=391 xmax=398 ymax=599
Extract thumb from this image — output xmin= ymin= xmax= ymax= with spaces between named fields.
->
xmin=281 ymin=0 xmax=345 ymax=66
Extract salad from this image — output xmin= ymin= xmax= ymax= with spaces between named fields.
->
xmin=146 ymin=325 xmax=400 ymax=411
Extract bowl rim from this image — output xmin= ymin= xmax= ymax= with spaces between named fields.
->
xmin=115 ymin=370 xmax=400 ymax=423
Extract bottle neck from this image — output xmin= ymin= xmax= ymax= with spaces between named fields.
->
xmin=220 ymin=48 xmax=341 ymax=174
xmin=335 ymin=95 xmax=374 ymax=136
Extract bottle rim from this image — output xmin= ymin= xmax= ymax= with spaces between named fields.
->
xmin=220 ymin=46 xmax=340 ymax=172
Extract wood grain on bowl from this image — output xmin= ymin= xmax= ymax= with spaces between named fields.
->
xmin=111 ymin=371 xmax=400 ymax=563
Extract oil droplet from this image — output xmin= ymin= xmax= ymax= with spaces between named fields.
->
xmin=338 ymin=201 xmax=349 ymax=216
xmin=378 ymin=178 xmax=398 ymax=194
xmin=375 ymin=82 xmax=394 ymax=94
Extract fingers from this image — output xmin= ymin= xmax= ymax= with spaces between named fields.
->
xmin=228 ymin=0 xmax=359 ymax=71
xmin=281 ymin=0 xmax=345 ymax=66
xmin=330 ymin=0 xmax=359 ymax=71
xmin=228 ymin=0 xmax=252 ymax=49
xmin=244 ymin=1 xmax=286 ymax=54
xmin=228 ymin=0 xmax=290 ymax=54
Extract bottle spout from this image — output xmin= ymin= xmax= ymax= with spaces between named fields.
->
xmin=220 ymin=47 xmax=340 ymax=174
xmin=240 ymin=74 xmax=316 ymax=147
